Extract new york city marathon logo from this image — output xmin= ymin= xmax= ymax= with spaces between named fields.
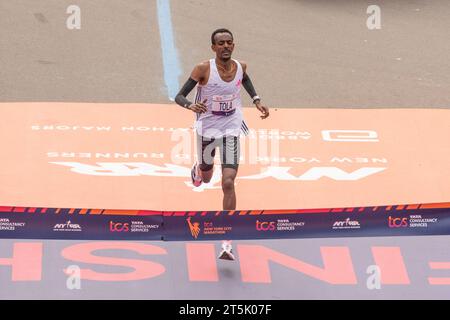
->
xmin=187 ymin=217 xmax=201 ymax=239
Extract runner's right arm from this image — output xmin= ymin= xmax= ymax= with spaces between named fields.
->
xmin=175 ymin=64 xmax=208 ymax=113
xmin=175 ymin=77 xmax=198 ymax=108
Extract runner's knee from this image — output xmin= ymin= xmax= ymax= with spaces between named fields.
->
xmin=200 ymin=167 xmax=213 ymax=183
xmin=222 ymin=177 xmax=235 ymax=193
xmin=202 ymin=175 xmax=212 ymax=183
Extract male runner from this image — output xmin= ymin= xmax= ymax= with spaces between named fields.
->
xmin=175 ymin=28 xmax=269 ymax=260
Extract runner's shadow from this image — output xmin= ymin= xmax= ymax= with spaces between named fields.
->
xmin=218 ymin=267 xmax=238 ymax=280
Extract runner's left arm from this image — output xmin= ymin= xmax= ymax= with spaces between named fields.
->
xmin=241 ymin=62 xmax=270 ymax=119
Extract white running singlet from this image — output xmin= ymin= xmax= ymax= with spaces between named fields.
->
xmin=194 ymin=59 xmax=249 ymax=138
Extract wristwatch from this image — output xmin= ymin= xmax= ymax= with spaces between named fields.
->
xmin=252 ymin=95 xmax=261 ymax=104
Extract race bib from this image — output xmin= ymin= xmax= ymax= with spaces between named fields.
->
xmin=211 ymin=94 xmax=238 ymax=116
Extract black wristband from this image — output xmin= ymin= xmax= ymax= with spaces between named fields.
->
xmin=176 ymin=95 xmax=193 ymax=109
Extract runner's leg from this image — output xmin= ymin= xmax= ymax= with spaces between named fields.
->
xmin=218 ymin=136 xmax=240 ymax=260
xmin=195 ymin=134 xmax=217 ymax=183
xmin=222 ymin=167 xmax=237 ymax=209
xmin=220 ymin=135 xmax=239 ymax=209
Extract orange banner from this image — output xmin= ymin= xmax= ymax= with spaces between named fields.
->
xmin=0 ymin=103 xmax=449 ymax=211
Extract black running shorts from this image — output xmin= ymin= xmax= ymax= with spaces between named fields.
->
xmin=197 ymin=134 xmax=240 ymax=171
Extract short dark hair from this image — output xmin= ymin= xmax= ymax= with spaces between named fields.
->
xmin=211 ymin=28 xmax=233 ymax=45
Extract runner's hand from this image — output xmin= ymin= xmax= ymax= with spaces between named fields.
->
xmin=189 ymin=99 xmax=208 ymax=113
xmin=255 ymin=101 xmax=269 ymax=119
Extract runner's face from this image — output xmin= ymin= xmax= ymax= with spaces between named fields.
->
xmin=212 ymin=33 xmax=234 ymax=61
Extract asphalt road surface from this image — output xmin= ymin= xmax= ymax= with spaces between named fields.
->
xmin=1 ymin=0 xmax=449 ymax=107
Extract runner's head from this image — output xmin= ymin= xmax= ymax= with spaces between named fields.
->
xmin=211 ymin=28 xmax=234 ymax=61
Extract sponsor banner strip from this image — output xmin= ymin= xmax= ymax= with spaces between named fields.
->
xmin=0 ymin=211 xmax=163 ymax=240
xmin=1 ymin=203 xmax=449 ymax=215
xmin=0 ymin=203 xmax=449 ymax=241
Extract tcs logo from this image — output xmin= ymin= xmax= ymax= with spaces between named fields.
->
xmin=256 ymin=220 xmax=276 ymax=231
xmin=388 ymin=216 xmax=408 ymax=228
xmin=110 ymin=221 xmax=130 ymax=232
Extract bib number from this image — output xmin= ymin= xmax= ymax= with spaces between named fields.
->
xmin=212 ymin=94 xmax=238 ymax=116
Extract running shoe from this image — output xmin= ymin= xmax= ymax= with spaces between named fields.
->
xmin=191 ymin=162 xmax=202 ymax=187
xmin=218 ymin=240 xmax=235 ymax=261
